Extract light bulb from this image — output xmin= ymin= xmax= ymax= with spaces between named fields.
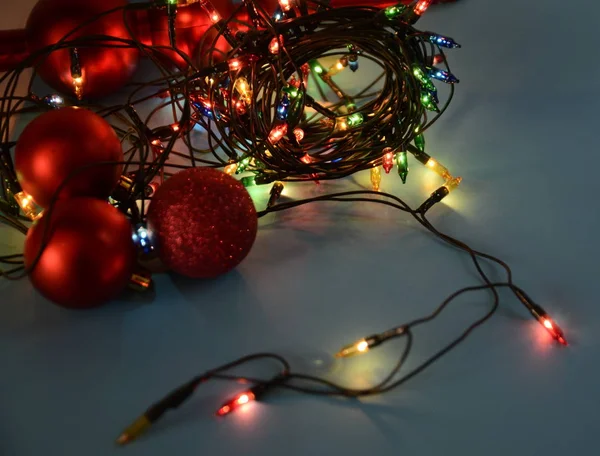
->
xmin=370 ymin=166 xmax=382 ymax=192
xmin=382 ymin=148 xmax=394 ymax=174
xmin=14 ymin=191 xmax=42 ymax=220
xmin=216 ymin=391 xmax=256 ymax=416
xmin=426 ymin=158 xmax=451 ymax=180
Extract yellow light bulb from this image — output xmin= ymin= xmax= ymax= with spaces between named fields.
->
xmin=336 ymin=119 xmax=348 ymax=131
xmin=444 ymin=176 xmax=463 ymax=192
xmin=224 ymin=163 xmax=238 ymax=175
xmin=14 ymin=191 xmax=42 ymax=220
xmin=356 ymin=340 xmax=369 ymax=352
xmin=234 ymin=78 xmax=252 ymax=102
xmin=370 ymin=167 xmax=382 ymax=192
xmin=335 ymin=338 xmax=371 ymax=358
xmin=72 ymin=76 xmax=84 ymax=100
xmin=426 ymin=158 xmax=451 ymax=180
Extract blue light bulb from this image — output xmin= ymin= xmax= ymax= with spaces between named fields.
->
xmin=277 ymin=94 xmax=291 ymax=120
xmin=132 ymin=225 xmax=155 ymax=255
xmin=428 ymin=33 xmax=461 ymax=49
xmin=427 ymin=67 xmax=460 ymax=84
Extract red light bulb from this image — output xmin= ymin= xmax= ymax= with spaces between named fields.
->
xmin=540 ymin=317 xmax=568 ymax=346
xmin=415 ymin=0 xmax=432 ymax=15
xmin=382 ymin=149 xmax=394 ymax=174
xmin=216 ymin=391 xmax=256 ymax=416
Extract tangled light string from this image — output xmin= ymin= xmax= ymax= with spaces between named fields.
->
xmin=0 ymin=0 xmax=568 ymax=447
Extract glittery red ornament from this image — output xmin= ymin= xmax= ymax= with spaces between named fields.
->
xmin=15 ymin=107 xmax=123 ymax=208
xmin=147 ymin=168 xmax=258 ymax=279
xmin=26 ymin=0 xmax=140 ymax=99
xmin=24 ymin=198 xmax=136 ymax=309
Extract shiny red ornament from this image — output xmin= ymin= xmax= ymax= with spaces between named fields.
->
xmin=24 ymin=198 xmax=136 ymax=309
xmin=26 ymin=0 xmax=140 ymax=99
xmin=15 ymin=107 xmax=123 ymax=208
xmin=147 ymin=168 xmax=258 ymax=279
xmin=130 ymin=0 xmax=235 ymax=70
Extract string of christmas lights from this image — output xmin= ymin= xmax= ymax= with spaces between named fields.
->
xmin=0 ymin=0 xmax=568 ymax=447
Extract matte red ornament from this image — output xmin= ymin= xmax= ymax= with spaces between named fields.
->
xmin=24 ymin=198 xmax=136 ymax=309
xmin=147 ymin=168 xmax=258 ymax=279
xmin=15 ymin=107 xmax=123 ymax=208
xmin=26 ymin=0 xmax=140 ymax=99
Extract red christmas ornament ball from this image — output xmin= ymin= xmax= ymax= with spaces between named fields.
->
xmin=15 ymin=107 xmax=123 ymax=208
xmin=24 ymin=198 xmax=136 ymax=309
xmin=26 ymin=0 xmax=139 ymax=99
xmin=147 ymin=168 xmax=258 ymax=279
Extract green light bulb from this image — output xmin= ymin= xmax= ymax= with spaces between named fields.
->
xmin=420 ymin=92 xmax=439 ymax=112
xmin=283 ymin=86 xmax=300 ymax=98
xmin=235 ymin=156 xmax=252 ymax=174
xmin=415 ymin=134 xmax=425 ymax=152
xmin=347 ymin=112 xmax=364 ymax=127
xmin=395 ymin=151 xmax=409 ymax=184
xmin=385 ymin=4 xmax=407 ymax=19
xmin=241 ymin=176 xmax=256 ymax=187
xmin=412 ymin=65 xmax=436 ymax=92
xmin=309 ymin=60 xmax=325 ymax=75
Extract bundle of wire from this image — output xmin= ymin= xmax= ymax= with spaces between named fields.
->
xmin=0 ymin=0 xmax=568 ymax=447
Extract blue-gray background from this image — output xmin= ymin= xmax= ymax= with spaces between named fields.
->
xmin=1 ymin=0 xmax=598 ymax=455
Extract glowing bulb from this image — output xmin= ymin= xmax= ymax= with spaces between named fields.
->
xmin=395 ymin=150 xmax=409 ymax=183
xmin=336 ymin=119 xmax=348 ymax=131
xmin=234 ymin=77 xmax=251 ymax=100
xmin=224 ymin=163 xmax=238 ymax=175
xmin=335 ymin=338 xmax=373 ymax=358
xmin=428 ymin=67 xmax=460 ymax=84
xmin=72 ymin=76 xmax=84 ymax=100
xmin=426 ymin=159 xmax=451 ymax=180
xmin=384 ymin=5 xmax=406 ymax=19
xmin=132 ymin=224 xmax=155 ymax=255
xmin=268 ymin=124 xmax=288 ymax=144
xmin=171 ymin=123 xmax=180 ymax=132
xmin=428 ymin=33 xmax=461 ymax=49
xmin=444 ymin=176 xmax=462 ymax=193
xmin=235 ymin=156 xmax=252 ymax=174
xmin=370 ymin=166 xmax=382 ymax=192
xmin=382 ymin=148 xmax=394 ymax=174
xmin=414 ymin=0 xmax=432 ymax=15
xmin=237 ymin=394 xmax=251 ymax=405
xmin=217 ymin=391 xmax=256 ymax=416
xmin=14 ymin=191 xmax=42 ymax=220
xmin=309 ymin=60 xmax=325 ymax=75
xmin=356 ymin=340 xmax=369 ymax=352
xmin=199 ymin=0 xmax=221 ymax=23
xmin=538 ymin=316 xmax=567 ymax=346
xmin=293 ymin=128 xmax=305 ymax=143
xmin=421 ymin=92 xmax=439 ymax=112
xmin=44 ymin=94 xmax=64 ymax=108
xmin=269 ymin=36 xmax=284 ymax=54
xmin=279 ymin=0 xmax=293 ymax=12
xmin=347 ymin=112 xmax=364 ymax=127
xmin=229 ymin=59 xmax=242 ymax=71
